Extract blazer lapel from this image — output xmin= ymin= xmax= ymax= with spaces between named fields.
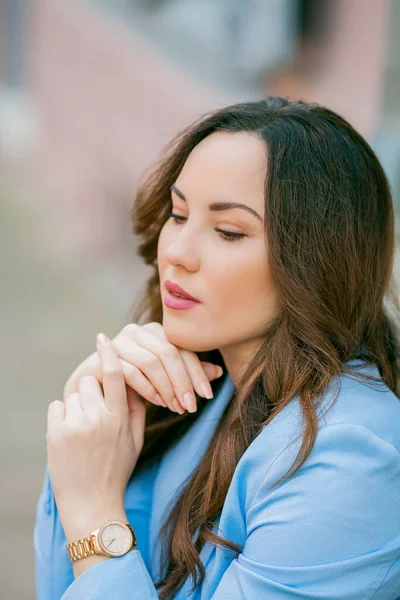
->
xmin=149 ymin=373 xmax=235 ymax=580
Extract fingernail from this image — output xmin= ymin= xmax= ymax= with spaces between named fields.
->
xmin=200 ymin=381 xmax=213 ymax=399
xmin=183 ymin=391 xmax=197 ymax=413
xmin=97 ymin=333 xmax=109 ymax=346
xmin=155 ymin=394 xmax=167 ymax=408
xmin=154 ymin=394 xmax=163 ymax=406
xmin=173 ymin=398 xmax=185 ymax=414
xmin=215 ymin=366 xmax=224 ymax=378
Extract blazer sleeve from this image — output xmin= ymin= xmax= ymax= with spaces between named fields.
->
xmin=208 ymin=423 xmax=400 ymax=599
xmin=34 ymin=444 xmax=160 ymax=599
xmin=59 ymin=550 xmax=159 ymax=599
xmin=34 ymin=463 xmax=73 ymax=600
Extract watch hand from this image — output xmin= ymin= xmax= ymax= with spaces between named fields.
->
xmin=106 ymin=538 xmax=116 ymax=548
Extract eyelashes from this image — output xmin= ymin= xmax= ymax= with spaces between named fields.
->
xmin=165 ymin=212 xmax=247 ymax=243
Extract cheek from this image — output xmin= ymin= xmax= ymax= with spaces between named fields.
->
xmin=212 ymin=250 xmax=272 ymax=312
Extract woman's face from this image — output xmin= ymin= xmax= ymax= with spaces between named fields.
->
xmin=157 ymin=131 xmax=278 ymax=381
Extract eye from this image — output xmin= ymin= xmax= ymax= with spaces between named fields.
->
xmin=165 ymin=212 xmax=247 ymax=243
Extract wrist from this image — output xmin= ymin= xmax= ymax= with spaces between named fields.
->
xmin=62 ymin=506 xmax=128 ymax=543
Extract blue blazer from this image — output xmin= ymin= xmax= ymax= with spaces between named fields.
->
xmin=34 ymin=361 xmax=400 ymax=599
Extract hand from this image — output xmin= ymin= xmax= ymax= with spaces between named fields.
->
xmin=47 ymin=333 xmax=146 ymax=528
xmin=63 ymin=322 xmax=224 ymax=414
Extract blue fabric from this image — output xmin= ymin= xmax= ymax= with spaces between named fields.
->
xmin=34 ymin=361 xmax=400 ymax=599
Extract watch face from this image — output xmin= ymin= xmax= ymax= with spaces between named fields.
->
xmin=98 ymin=521 xmax=134 ymax=557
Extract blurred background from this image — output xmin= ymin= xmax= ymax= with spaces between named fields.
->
xmin=1 ymin=0 xmax=400 ymax=596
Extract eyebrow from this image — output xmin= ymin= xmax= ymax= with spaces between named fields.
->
xmin=170 ymin=184 xmax=263 ymax=222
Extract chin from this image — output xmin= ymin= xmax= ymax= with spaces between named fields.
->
xmin=162 ymin=320 xmax=216 ymax=353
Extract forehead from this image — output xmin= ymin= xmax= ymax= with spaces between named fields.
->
xmin=177 ymin=131 xmax=267 ymax=201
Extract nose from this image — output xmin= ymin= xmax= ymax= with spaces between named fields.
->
xmin=163 ymin=225 xmax=200 ymax=271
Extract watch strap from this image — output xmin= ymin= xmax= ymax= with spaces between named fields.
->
xmin=66 ymin=534 xmax=98 ymax=562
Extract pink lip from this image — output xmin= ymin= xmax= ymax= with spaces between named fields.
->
xmin=165 ymin=280 xmax=201 ymax=303
xmin=164 ymin=291 xmax=201 ymax=310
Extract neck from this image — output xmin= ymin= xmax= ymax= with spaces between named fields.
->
xmin=219 ymin=337 xmax=265 ymax=387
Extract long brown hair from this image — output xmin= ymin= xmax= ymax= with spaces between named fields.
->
xmin=129 ymin=97 xmax=400 ymax=599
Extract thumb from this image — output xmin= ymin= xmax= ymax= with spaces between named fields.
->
xmin=200 ymin=362 xmax=224 ymax=381
xmin=126 ymin=385 xmax=146 ymax=453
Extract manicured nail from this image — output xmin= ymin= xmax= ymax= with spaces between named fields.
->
xmin=200 ymin=381 xmax=213 ymax=399
xmin=155 ymin=394 xmax=168 ymax=408
xmin=183 ymin=391 xmax=197 ymax=413
xmin=215 ymin=366 xmax=224 ymax=378
xmin=173 ymin=398 xmax=185 ymax=414
xmin=97 ymin=333 xmax=109 ymax=346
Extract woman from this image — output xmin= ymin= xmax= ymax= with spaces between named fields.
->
xmin=34 ymin=97 xmax=400 ymax=599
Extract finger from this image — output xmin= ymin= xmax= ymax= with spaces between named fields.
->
xmin=79 ymin=375 xmax=105 ymax=414
xmin=200 ymin=361 xmax=225 ymax=381
xmin=63 ymin=392 xmax=83 ymax=421
xmin=47 ymin=400 xmax=65 ymax=436
xmin=63 ymin=350 xmax=100 ymax=400
xmin=97 ymin=333 xmax=128 ymax=415
xmin=143 ymin=323 xmax=223 ymax=395
xmin=123 ymin=324 xmax=197 ymax=413
xmin=63 ymin=353 xmax=167 ymax=410
xmin=179 ymin=352 xmax=225 ymax=400
xmin=126 ymin=387 xmax=146 ymax=452
xmin=119 ymin=359 xmax=167 ymax=408
xmin=141 ymin=323 xmax=225 ymax=384
xmin=172 ymin=397 xmax=185 ymax=415
xmin=112 ymin=335 xmax=183 ymax=414
xmin=118 ymin=323 xmax=182 ymax=412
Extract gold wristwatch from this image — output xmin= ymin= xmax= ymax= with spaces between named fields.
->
xmin=66 ymin=519 xmax=137 ymax=562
